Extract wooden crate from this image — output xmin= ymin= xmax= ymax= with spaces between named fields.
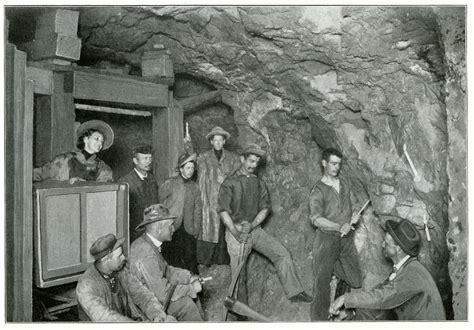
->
xmin=35 ymin=9 xmax=79 ymax=39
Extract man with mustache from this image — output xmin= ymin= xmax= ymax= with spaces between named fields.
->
xmin=218 ymin=144 xmax=312 ymax=317
xmin=119 ymin=144 xmax=159 ymax=242
xmin=76 ymin=234 xmax=176 ymax=322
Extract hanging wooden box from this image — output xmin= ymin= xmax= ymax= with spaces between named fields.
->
xmin=141 ymin=49 xmax=174 ymax=84
xmin=33 ymin=181 xmax=129 ymax=288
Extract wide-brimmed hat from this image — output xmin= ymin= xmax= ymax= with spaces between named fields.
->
xmin=135 ymin=204 xmax=177 ymax=231
xmin=90 ymin=234 xmax=125 ymax=261
xmin=240 ymin=143 xmax=266 ymax=158
xmin=384 ymin=219 xmax=421 ymax=256
xmin=177 ymin=152 xmax=197 ymax=168
xmin=206 ymin=126 xmax=231 ymax=140
xmin=77 ymin=120 xmax=114 ymax=150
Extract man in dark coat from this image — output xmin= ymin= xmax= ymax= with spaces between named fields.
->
xmin=119 ymin=145 xmax=159 ymax=242
xmin=329 ymin=218 xmax=445 ymax=320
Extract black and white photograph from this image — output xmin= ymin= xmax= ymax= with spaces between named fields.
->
xmin=2 ymin=1 xmax=469 ymax=325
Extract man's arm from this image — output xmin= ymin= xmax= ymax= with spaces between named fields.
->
xmin=220 ymin=211 xmax=246 ymax=243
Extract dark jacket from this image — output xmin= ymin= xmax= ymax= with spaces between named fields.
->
xmin=119 ymin=169 xmax=159 ymax=241
xmin=344 ymin=258 xmax=446 ymax=320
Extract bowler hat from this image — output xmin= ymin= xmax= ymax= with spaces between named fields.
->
xmin=135 ymin=204 xmax=177 ymax=231
xmin=241 ymin=143 xmax=266 ymax=158
xmin=385 ymin=219 xmax=421 ymax=256
xmin=77 ymin=120 xmax=114 ymax=150
xmin=177 ymin=152 xmax=197 ymax=168
xmin=90 ymin=234 xmax=125 ymax=261
xmin=206 ymin=126 xmax=231 ymax=140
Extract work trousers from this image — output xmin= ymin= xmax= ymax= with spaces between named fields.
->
xmin=225 ymin=226 xmax=304 ymax=304
xmin=167 ymin=296 xmax=203 ymax=321
xmin=311 ymin=230 xmax=362 ymax=320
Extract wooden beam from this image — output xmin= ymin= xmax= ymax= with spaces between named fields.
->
xmin=5 ymin=43 xmax=34 ymax=322
xmin=30 ymin=34 xmax=82 ymax=61
xmin=153 ymin=91 xmax=183 ymax=183
xmin=75 ymin=103 xmax=152 ymax=117
xmin=27 ymin=66 xmax=53 ymax=95
xmin=180 ymin=90 xmax=222 ymax=114
xmin=73 ymin=71 xmax=169 ymax=108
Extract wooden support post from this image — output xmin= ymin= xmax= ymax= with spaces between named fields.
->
xmin=153 ymin=91 xmax=183 ymax=183
xmin=34 ymin=72 xmax=75 ymax=166
xmin=5 ymin=43 xmax=34 ymax=322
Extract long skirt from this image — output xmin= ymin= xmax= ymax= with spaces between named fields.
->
xmin=162 ymin=224 xmax=198 ymax=274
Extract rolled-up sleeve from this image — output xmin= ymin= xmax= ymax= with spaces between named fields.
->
xmin=258 ymin=180 xmax=271 ymax=213
xmin=217 ymin=179 xmax=233 ymax=215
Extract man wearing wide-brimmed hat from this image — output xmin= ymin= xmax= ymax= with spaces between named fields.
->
xmin=76 ymin=233 xmax=176 ymax=322
xmin=158 ymin=152 xmax=202 ymax=274
xmin=184 ymin=126 xmax=241 ymax=267
xmin=119 ymin=144 xmax=159 ymax=242
xmin=33 ymin=119 xmax=114 ymax=183
xmin=129 ymin=204 xmax=204 ymax=321
xmin=329 ymin=218 xmax=445 ymax=320
xmin=218 ymin=143 xmax=312 ymax=311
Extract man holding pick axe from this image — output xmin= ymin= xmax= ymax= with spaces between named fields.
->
xmin=309 ymin=147 xmax=368 ymax=320
xmin=218 ymin=144 xmax=312 ymax=320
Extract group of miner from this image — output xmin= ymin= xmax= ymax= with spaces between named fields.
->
xmin=34 ymin=120 xmax=446 ymax=322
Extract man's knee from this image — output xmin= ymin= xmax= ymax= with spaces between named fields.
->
xmin=169 ymin=297 xmax=203 ymax=321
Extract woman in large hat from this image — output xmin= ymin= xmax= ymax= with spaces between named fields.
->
xmin=33 ymin=120 xmax=114 ymax=183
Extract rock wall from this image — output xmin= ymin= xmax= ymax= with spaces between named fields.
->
xmin=435 ymin=7 xmax=467 ymax=320
xmin=77 ymin=6 xmax=465 ymax=320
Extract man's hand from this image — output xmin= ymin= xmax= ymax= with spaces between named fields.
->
xmin=329 ymin=295 xmax=345 ymax=316
xmin=350 ymin=213 xmax=361 ymax=226
xmin=165 ymin=315 xmax=177 ymax=322
xmin=339 ymin=223 xmax=352 ymax=237
xmin=191 ymin=278 xmax=202 ymax=293
xmin=231 ymin=227 xmax=248 ymax=243
xmin=239 ymin=221 xmax=252 ymax=234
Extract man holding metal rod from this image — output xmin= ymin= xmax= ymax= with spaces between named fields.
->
xmin=309 ymin=147 xmax=366 ymax=320
xmin=129 ymin=204 xmax=204 ymax=321
xmin=218 ymin=144 xmax=312 ymax=320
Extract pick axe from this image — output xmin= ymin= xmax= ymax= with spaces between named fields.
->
xmin=224 ymin=296 xmax=270 ymax=322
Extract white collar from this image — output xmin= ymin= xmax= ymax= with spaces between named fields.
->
xmin=134 ymin=168 xmax=148 ymax=180
xmin=146 ymin=233 xmax=162 ymax=249
xmin=393 ymin=254 xmax=411 ymax=271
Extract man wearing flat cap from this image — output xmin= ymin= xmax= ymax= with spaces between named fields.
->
xmin=218 ymin=143 xmax=312 ymax=311
xmin=76 ymin=233 xmax=176 ymax=322
xmin=185 ymin=126 xmax=240 ymax=266
xmin=158 ymin=152 xmax=202 ymax=273
xmin=130 ymin=204 xmax=204 ymax=321
xmin=119 ymin=144 xmax=159 ymax=242
xmin=329 ymin=218 xmax=445 ymax=320
xmin=33 ymin=120 xmax=114 ymax=183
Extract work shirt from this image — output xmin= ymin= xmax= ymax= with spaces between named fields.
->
xmin=309 ymin=177 xmax=353 ymax=234
xmin=217 ymin=168 xmax=271 ymax=224
xmin=344 ymin=258 xmax=446 ymax=320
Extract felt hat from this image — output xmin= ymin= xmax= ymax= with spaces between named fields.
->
xmin=384 ymin=219 xmax=421 ymax=256
xmin=177 ymin=152 xmax=197 ymax=168
xmin=206 ymin=126 xmax=231 ymax=140
xmin=132 ymin=144 xmax=153 ymax=156
xmin=240 ymin=143 xmax=266 ymax=158
xmin=90 ymin=234 xmax=125 ymax=261
xmin=135 ymin=204 xmax=176 ymax=231
xmin=77 ymin=120 xmax=114 ymax=150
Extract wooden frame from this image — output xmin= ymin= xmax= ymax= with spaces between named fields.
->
xmin=34 ymin=182 xmax=129 ymax=288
